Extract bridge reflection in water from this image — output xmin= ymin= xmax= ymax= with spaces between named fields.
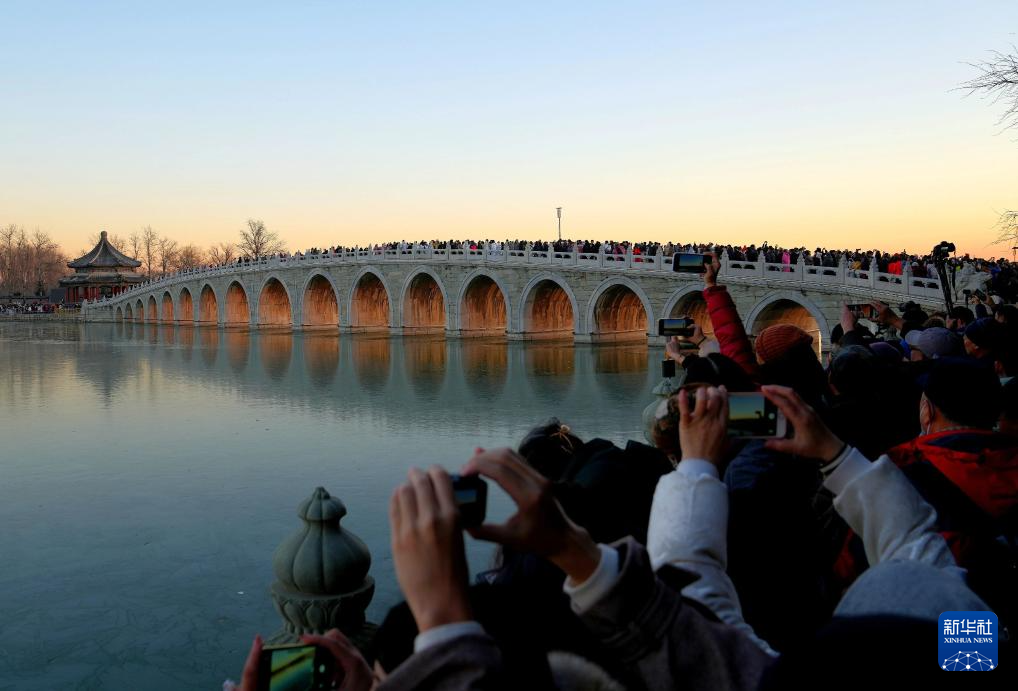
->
xmin=111 ymin=321 xmax=653 ymax=426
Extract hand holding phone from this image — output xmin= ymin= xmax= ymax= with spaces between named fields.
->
xmin=672 ymin=252 xmax=712 ymax=274
xmin=760 ymin=385 xmax=845 ymax=462
xmin=449 ymin=474 xmax=487 ymax=527
xmin=257 ymin=643 xmax=335 ymax=691
xmin=677 ymin=386 xmax=730 ymax=467
xmin=658 ymin=316 xmax=695 ymax=337
xmin=725 ymin=392 xmax=787 ymax=439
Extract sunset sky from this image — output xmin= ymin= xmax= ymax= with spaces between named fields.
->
xmin=3 ymin=2 xmax=1017 ymax=258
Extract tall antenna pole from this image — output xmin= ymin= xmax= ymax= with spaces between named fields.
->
xmin=556 ymin=207 xmax=562 ymax=242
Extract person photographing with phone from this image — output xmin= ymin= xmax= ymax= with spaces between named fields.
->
xmin=234 ymin=380 xmax=990 ymax=690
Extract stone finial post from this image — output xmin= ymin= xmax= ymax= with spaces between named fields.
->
xmin=269 ymin=487 xmax=375 ymax=644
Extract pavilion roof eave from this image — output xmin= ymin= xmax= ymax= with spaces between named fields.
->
xmin=67 ymin=231 xmax=143 ymax=269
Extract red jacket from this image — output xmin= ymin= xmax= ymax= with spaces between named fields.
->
xmin=704 ymin=285 xmax=758 ymax=378
xmin=834 ymin=431 xmax=1018 ymax=605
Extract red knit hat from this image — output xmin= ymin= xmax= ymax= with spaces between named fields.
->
xmin=755 ymin=324 xmax=814 ymax=363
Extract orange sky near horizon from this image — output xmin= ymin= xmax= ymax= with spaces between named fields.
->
xmin=4 ymin=3 xmax=1017 ymax=263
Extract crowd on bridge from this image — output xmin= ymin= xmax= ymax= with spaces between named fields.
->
xmin=229 ymin=250 xmax=1017 ymax=689
xmin=102 ymin=235 xmax=1017 ymax=312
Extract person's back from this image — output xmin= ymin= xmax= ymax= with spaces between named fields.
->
xmin=876 ymin=360 xmax=1017 ymax=631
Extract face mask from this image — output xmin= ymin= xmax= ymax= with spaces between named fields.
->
xmin=920 ymin=396 xmax=933 ymax=436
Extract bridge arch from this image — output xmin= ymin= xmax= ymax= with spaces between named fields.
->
xmin=586 ymin=277 xmax=652 ymax=341
xmin=198 ymin=284 xmax=219 ymax=324
xmin=518 ymin=273 xmax=579 ymax=337
xmin=225 ymin=281 xmax=251 ymax=326
xmin=662 ymin=284 xmax=713 ymax=336
xmin=400 ymin=267 xmax=448 ymax=331
xmin=178 ymin=287 xmax=194 ymax=323
xmin=257 ymin=274 xmax=294 ymax=328
xmin=134 ymin=299 xmax=144 ymax=322
xmin=115 ymin=305 xmax=124 ymax=321
xmin=457 ymin=269 xmax=509 ymax=335
xmin=743 ymin=291 xmax=829 ymax=355
xmin=299 ymin=272 xmax=339 ymax=328
xmin=146 ymin=295 xmax=158 ymax=323
xmin=161 ymin=291 xmax=174 ymax=323
xmin=349 ymin=267 xmax=392 ymax=330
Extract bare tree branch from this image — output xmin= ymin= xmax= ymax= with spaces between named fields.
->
xmin=208 ymin=242 xmax=236 ymax=265
xmin=958 ymin=46 xmax=1018 ymax=131
xmin=996 ymin=209 xmax=1018 ymax=247
xmin=141 ymin=225 xmax=159 ymax=278
xmin=0 ymin=224 xmax=66 ymax=295
xmin=238 ymin=219 xmax=286 ymax=258
xmin=157 ymin=237 xmax=178 ymax=277
xmin=174 ymin=244 xmax=206 ymax=270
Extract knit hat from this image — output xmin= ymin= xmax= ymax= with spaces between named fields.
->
xmin=755 ymin=324 xmax=813 ymax=363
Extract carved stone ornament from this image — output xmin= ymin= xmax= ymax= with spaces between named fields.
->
xmin=269 ymin=487 xmax=375 ymax=643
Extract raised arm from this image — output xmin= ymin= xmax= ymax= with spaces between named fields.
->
xmin=761 ymin=386 xmax=960 ymax=572
xmin=464 ymin=446 xmax=773 ymax=691
xmin=646 ymin=386 xmax=778 ymax=655
xmin=702 ymin=254 xmax=759 ymax=377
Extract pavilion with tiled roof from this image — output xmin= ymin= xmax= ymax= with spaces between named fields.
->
xmin=59 ymin=231 xmax=144 ymax=303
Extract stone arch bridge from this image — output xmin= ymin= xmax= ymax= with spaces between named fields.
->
xmin=83 ymin=246 xmax=946 ymax=352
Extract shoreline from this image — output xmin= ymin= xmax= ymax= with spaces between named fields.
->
xmin=1 ymin=313 xmax=82 ymax=322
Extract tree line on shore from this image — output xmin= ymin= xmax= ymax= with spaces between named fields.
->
xmin=0 ymin=219 xmax=286 ymax=296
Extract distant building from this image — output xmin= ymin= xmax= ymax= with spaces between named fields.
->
xmin=59 ymin=231 xmax=144 ymax=302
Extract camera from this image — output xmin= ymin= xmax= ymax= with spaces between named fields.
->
xmin=931 ymin=241 xmax=956 ymax=259
xmin=450 ymin=474 xmax=487 ymax=527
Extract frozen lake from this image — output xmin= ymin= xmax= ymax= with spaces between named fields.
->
xmin=0 ymin=321 xmax=654 ymax=689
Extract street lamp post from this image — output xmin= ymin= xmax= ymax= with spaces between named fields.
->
xmin=556 ymin=207 xmax=562 ymax=242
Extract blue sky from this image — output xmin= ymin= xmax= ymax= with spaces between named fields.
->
xmin=2 ymin=1 xmax=1016 ymax=256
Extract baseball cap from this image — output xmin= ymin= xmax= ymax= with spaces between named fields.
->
xmin=918 ymin=358 xmax=1002 ymax=428
xmin=904 ymin=327 xmax=963 ymax=359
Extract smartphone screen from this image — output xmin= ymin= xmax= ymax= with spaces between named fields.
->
xmin=672 ymin=253 xmax=709 ymax=273
xmin=263 ymin=645 xmax=317 ymax=691
xmin=847 ymin=304 xmax=876 ymax=320
xmin=727 ymin=392 xmax=783 ymax=438
xmin=449 ymin=475 xmax=487 ymax=526
xmin=658 ymin=317 xmax=694 ymax=337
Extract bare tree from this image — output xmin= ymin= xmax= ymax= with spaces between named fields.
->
xmin=238 ymin=219 xmax=286 ymax=258
xmin=175 ymin=244 xmax=206 ymax=270
xmin=0 ymin=225 xmax=66 ymax=295
xmin=961 ymin=46 xmax=1018 ymax=243
xmin=158 ymin=237 xmax=179 ymax=276
xmin=128 ymin=233 xmax=142 ymax=260
xmin=208 ymin=242 xmax=236 ymax=265
xmin=960 ymin=46 xmax=1018 ymax=131
xmin=141 ymin=226 xmax=159 ymax=277
xmin=996 ymin=210 xmax=1018 ymax=249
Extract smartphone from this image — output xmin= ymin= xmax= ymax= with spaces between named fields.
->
xmin=258 ymin=643 xmax=335 ymax=691
xmin=450 ymin=474 xmax=487 ymax=527
xmin=658 ymin=317 xmax=695 ymax=337
xmin=672 ymin=253 xmax=711 ymax=274
xmin=846 ymin=304 xmax=876 ymax=320
xmin=726 ymin=392 xmax=786 ymax=439
xmin=661 ymin=358 xmax=676 ymax=378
